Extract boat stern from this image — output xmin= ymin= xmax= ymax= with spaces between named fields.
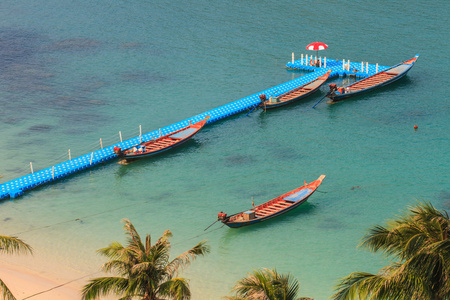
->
xmin=218 ymin=211 xmax=228 ymax=221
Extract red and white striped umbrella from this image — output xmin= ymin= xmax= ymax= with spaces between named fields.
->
xmin=306 ymin=42 xmax=328 ymax=51
xmin=306 ymin=42 xmax=328 ymax=58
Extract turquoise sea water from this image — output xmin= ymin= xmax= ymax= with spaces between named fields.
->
xmin=1 ymin=1 xmax=449 ymax=299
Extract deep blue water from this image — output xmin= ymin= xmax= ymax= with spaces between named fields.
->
xmin=0 ymin=1 xmax=449 ymax=299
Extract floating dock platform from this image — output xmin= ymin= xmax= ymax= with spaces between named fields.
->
xmin=287 ymin=55 xmax=389 ymax=78
xmin=0 ymin=57 xmax=389 ymax=200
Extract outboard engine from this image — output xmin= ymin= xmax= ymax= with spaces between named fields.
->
xmin=113 ymin=146 xmax=123 ymax=157
xmin=328 ymin=83 xmax=337 ymax=92
xmin=218 ymin=212 xmax=227 ymax=220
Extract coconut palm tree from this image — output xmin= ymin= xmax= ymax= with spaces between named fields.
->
xmin=224 ymin=268 xmax=313 ymax=300
xmin=332 ymin=201 xmax=450 ymax=300
xmin=82 ymin=218 xmax=210 ymax=300
xmin=0 ymin=235 xmax=33 ymax=300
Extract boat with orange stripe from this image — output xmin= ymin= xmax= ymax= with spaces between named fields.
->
xmin=114 ymin=116 xmax=209 ymax=162
xmin=218 ymin=175 xmax=325 ymax=228
xmin=326 ymin=55 xmax=419 ymax=103
xmin=259 ymin=70 xmax=331 ymax=109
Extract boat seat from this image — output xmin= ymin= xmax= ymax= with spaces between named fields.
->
xmin=283 ymin=188 xmax=312 ymax=203
xmin=170 ymin=127 xmax=197 ymax=139
xmin=386 ymin=64 xmax=410 ymax=75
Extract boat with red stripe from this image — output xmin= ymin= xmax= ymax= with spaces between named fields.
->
xmin=326 ymin=55 xmax=419 ymax=103
xmin=114 ymin=116 xmax=209 ymax=161
xmin=218 ymin=175 xmax=325 ymax=228
xmin=259 ymin=70 xmax=331 ymax=109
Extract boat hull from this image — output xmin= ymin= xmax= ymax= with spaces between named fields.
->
xmin=119 ymin=118 xmax=208 ymax=161
xmin=221 ymin=175 xmax=325 ymax=228
xmin=262 ymin=70 xmax=331 ymax=109
xmin=328 ymin=55 xmax=418 ymax=102
xmin=122 ymin=137 xmax=195 ymax=160
xmin=224 ymin=194 xmax=312 ymax=228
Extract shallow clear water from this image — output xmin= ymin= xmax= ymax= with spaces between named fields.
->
xmin=0 ymin=0 xmax=449 ymax=299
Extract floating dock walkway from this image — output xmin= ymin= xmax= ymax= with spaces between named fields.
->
xmin=287 ymin=55 xmax=389 ymax=78
xmin=0 ymin=57 xmax=389 ymax=200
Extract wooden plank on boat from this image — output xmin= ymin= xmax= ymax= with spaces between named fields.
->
xmin=218 ymin=175 xmax=326 ymax=228
xmin=116 ymin=116 xmax=209 ymax=161
xmin=260 ymin=70 xmax=331 ymax=109
xmin=324 ymin=55 xmax=419 ymax=103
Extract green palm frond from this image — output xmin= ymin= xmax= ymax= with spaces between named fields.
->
xmin=101 ymin=259 xmax=132 ymax=275
xmin=129 ymin=261 xmax=162 ymax=285
xmin=97 ymin=241 xmax=126 ymax=259
xmin=149 ymin=238 xmax=171 ymax=265
xmin=160 ymin=229 xmax=173 ymax=241
xmin=81 ymin=276 xmax=130 ymax=300
xmin=122 ymin=219 xmax=146 ymax=257
xmin=332 ymin=272 xmax=373 ymax=300
xmin=0 ymin=278 xmax=17 ymax=300
xmin=428 ymin=239 xmax=450 ymax=255
xmin=165 ymin=240 xmax=210 ymax=277
xmin=0 ymin=235 xmax=32 ymax=255
xmin=145 ymin=234 xmax=152 ymax=256
xmin=0 ymin=235 xmax=31 ymax=300
xmin=158 ymin=277 xmax=191 ymax=300
xmin=410 ymin=201 xmax=449 ymax=220
xmin=227 ymin=268 xmax=304 ymax=300
xmin=334 ymin=200 xmax=450 ymax=300
xmin=331 ymin=271 xmax=414 ymax=300
xmin=279 ymin=272 xmax=300 ymax=300
xmin=230 ymin=268 xmax=268 ymax=299
xmin=359 ymin=225 xmax=404 ymax=257
xmin=401 ymin=251 xmax=450 ymax=298
xmin=82 ymin=219 xmax=208 ymax=300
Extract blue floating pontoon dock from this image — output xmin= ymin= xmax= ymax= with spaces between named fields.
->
xmin=0 ymin=58 xmax=389 ymax=200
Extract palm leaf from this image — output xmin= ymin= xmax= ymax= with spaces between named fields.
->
xmin=83 ymin=219 xmax=208 ymax=300
xmin=101 ymin=260 xmax=132 ymax=275
xmin=230 ymin=268 xmax=269 ymax=299
xmin=97 ymin=241 xmax=126 ymax=260
xmin=401 ymin=251 xmax=450 ymax=298
xmin=227 ymin=268 xmax=304 ymax=300
xmin=81 ymin=276 xmax=130 ymax=300
xmin=0 ymin=278 xmax=16 ymax=300
xmin=158 ymin=277 xmax=191 ymax=300
xmin=0 ymin=235 xmax=32 ymax=255
xmin=359 ymin=225 xmax=406 ymax=258
xmin=281 ymin=272 xmax=300 ymax=300
xmin=332 ymin=272 xmax=374 ymax=300
xmin=335 ymin=200 xmax=450 ymax=300
xmin=165 ymin=240 xmax=210 ymax=277
xmin=122 ymin=219 xmax=146 ymax=257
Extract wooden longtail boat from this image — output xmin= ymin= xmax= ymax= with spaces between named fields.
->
xmin=114 ymin=116 xmax=209 ymax=161
xmin=218 ymin=175 xmax=325 ymax=228
xmin=326 ymin=55 xmax=419 ymax=103
xmin=259 ymin=70 xmax=331 ymax=109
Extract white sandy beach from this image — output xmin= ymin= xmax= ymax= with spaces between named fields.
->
xmin=0 ymin=261 xmax=81 ymax=300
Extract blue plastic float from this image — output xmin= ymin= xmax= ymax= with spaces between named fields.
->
xmin=0 ymin=58 xmax=389 ymax=200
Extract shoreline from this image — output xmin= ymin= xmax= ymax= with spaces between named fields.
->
xmin=0 ymin=260 xmax=82 ymax=300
